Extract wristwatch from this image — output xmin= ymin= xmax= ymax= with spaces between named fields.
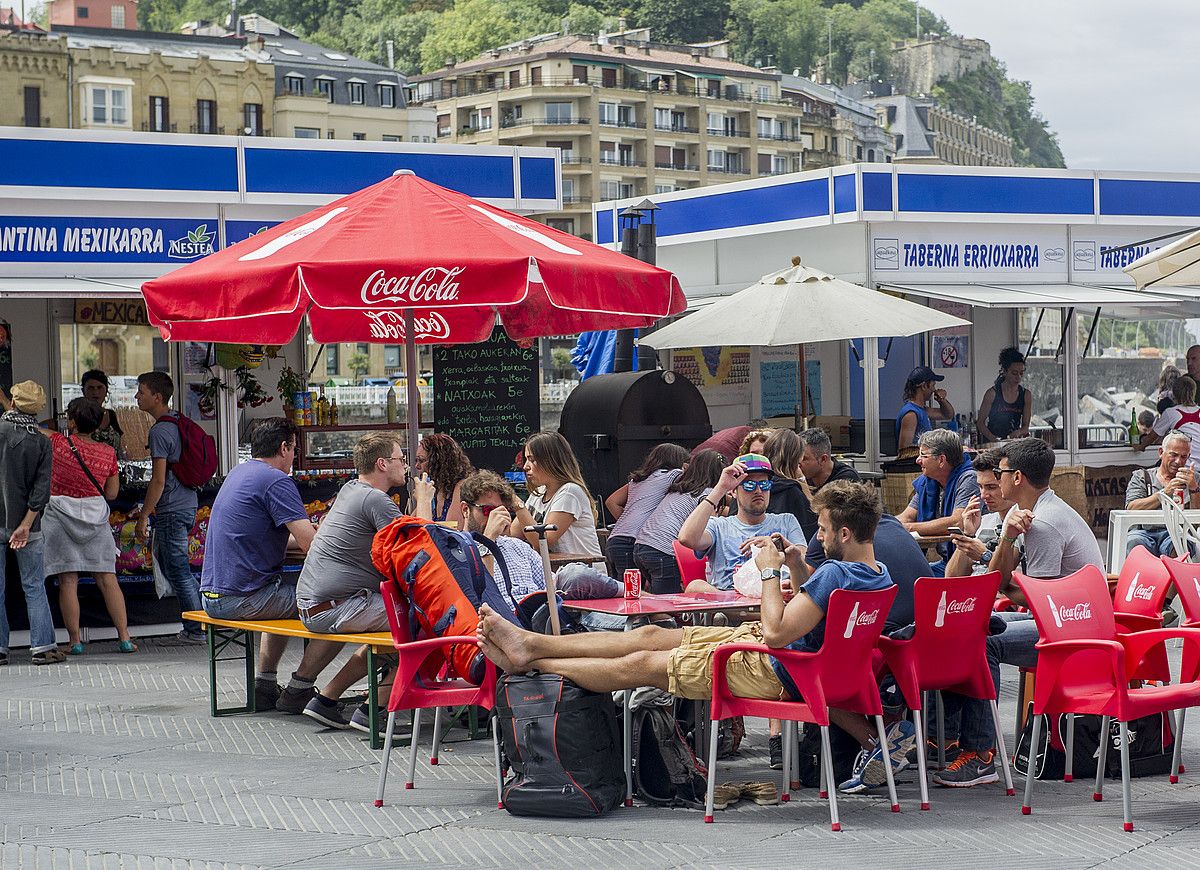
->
xmin=759 ymin=568 xmax=782 ymax=581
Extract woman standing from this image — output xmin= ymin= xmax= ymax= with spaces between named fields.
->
xmin=604 ymin=443 xmax=690 ymax=575
xmin=81 ymin=369 xmax=125 ymax=458
xmin=632 ymin=449 xmax=725 ymax=593
xmin=41 ymin=398 xmax=136 ymax=654
xmin=411 ymin=433 xmax=473 ymax=529
xmin=976 ymin=347 xmax=1033 ymax=442
xmin=511 ymin=431 xmax=603 ymax=559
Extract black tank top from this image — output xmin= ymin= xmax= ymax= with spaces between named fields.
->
xmin=987 ymin=383 xmax=1025 ymax=439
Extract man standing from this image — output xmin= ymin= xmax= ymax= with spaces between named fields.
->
xmin=897 ymin=429 xmax=980 ymax=575
xmin=0 ymin=381 xmax=62 ymax=665
xmin=202 ymin=418 xmax=342 ymax=713
xmin=135 ymin=371 xmax=203 ymax=643
xmin=1124 ymin=431 xmax=1198 ymax=556
xmin=677 ymin=454 xmax=804 ymax=592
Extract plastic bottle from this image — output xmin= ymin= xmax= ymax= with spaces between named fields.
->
xmin=386 ymin=385 xmax=398 ymax=424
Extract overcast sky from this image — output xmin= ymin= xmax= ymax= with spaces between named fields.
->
xmin=918 ymin=1 xmax=1200 ymax=172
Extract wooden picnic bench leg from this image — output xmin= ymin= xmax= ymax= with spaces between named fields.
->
xmin=368 ymin=645 xmax=382 ymax=751
xmin=206 ymin=624 xmax=256 ymax=717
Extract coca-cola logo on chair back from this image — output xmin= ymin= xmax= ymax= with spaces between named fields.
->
xmin=914 ymin=571 xmax=1002 ymax=685
xmin=1113 ymin=545 xmax=1172 ymax=619
xmin=1015 ymin=566 xmax=1116 ymax=643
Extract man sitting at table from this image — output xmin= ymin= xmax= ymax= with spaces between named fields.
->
xmin=1123 ymin=430 xmax=1198 ymax=556
xmin=478 ymin=481 xmax=915 ymax=792
xmin=298 ymin=432 xmax=408 ymax=732
xmin=897 ymin=429 xmax=980 ymax=576
xmin=943 ymin=449 xmax=1020 ymax=578
xmin=201 ymin=417 xmax=343 ymax=714
xmin=676 ymin=454 xmax=804 ymax=592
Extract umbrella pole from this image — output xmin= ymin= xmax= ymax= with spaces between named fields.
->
xmin=798 ymin=344 xmax=808 ymax=422
xmin=863 ymin=336 xmax=881 ymax=472
xmin=403 ymin=310 xmax=421 ymax=481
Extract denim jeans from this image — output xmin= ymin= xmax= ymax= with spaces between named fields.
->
xmin=633 ymin=542 xmax=683 ymax=594
xmin=1126 ymin=528 xmax=1175 ymax=557
xmin=153 ymin=508 xmax=202 ymax=635
xmin=555 ymin=562 xmax=621 ymax=599
xmin=0 ymin=533 xmax=57 ymax=653
xmin=203 ymin=573 xmax=297 ymax=621
xmin=607 ymin=534 xmax=636 ymax=577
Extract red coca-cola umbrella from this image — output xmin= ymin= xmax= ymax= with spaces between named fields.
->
xmin=141 ymin=169 xmax=685 ymax=464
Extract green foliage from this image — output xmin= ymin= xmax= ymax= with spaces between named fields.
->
xmin=337 ymin=2 xmax=438 ymax=72
xmin=417 ymin=0 xmax=557 ymax=71
xmin=633 ymin=0 xmax=729 ymax=44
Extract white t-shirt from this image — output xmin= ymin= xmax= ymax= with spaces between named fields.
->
xmin=1022 ymin=489 xmax=1105 ymax=578
xmin=1154 ymin=404 xmax=1200 ymax=468
xmin=525 ymin=482 xmax=603 ymax=558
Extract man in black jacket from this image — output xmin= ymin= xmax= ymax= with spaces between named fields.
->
xmin=0 ymin=381 xmax=61 ymax=665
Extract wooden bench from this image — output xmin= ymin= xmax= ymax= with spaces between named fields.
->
xmin=183 ymin=610 xmax=396 ymax=749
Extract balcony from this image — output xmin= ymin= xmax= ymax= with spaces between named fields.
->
xmin=189 ymin=124 xmax=224 ymax=135
xmin=560 ymin=155 xmax=591 ymax=165
xmin=141 ymin=121 xmax=178 ymax=133
xmin=653 ymin=124 xmax=700 ymax=134
xmin=655 ymin=162 xmax=700 ymax=171
xmin=598 ymin=118 xmax=646 ymax=130
xmin=500 ymin=116 xmax=589 ymax=128
xmin=707 ymin=165 xmax=751 ymax=175
xmin=757 ymin=131 xmax=801 ymax=142
xmin=599 ymin=157 xmax=646 ymax=168
xmin=705 ymin=128 xmax=748 ymax=139
xmin=561 ymin=196 xmax=590 ymax=204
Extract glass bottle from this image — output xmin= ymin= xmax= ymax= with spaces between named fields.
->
xmin=329 ymin=395 xmax=339 ymax=426
xmin=316 ymin=385 xmax=330 ymax=427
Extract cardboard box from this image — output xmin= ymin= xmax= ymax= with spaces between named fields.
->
xmin=807 ymin=415 xmax=852 ymax=449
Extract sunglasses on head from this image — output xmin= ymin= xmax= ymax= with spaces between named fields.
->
xmin=740 ymin=478 xmax=773 ymax=492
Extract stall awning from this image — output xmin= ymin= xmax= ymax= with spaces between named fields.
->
xmin=0 ymin=277 xmax=145 ymax=298
xmin=879 ymin=282 xmax=1184 ymax=309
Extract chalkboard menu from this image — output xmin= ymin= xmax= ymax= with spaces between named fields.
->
xmin=433 ymin=327 xmax=540 ymax=473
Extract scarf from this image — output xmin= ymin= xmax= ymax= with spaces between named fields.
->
xmin=912 ymin=455 xmax=975 ymax=560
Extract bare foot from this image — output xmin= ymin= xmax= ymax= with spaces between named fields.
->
xmin=478 ymin=604 xmax=536 ymax=672
xmin=478 ymin=633 xmax=519 ymax=674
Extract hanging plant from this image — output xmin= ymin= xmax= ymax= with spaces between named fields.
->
xmin=198 ymin=367 xmax=274 ymax=412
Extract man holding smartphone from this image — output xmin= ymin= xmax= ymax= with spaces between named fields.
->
xmin=1123 ymin=431 xmax=1198 ymax=556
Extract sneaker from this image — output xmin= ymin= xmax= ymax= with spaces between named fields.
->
xmin=32 ymin=648 xmax=67 ymax=665
xmin=276 ymin=684 xmax=315 ymax=715
xmin=254 ymin=680 xmax=282 ymax=711
xmin=932 ymin=750 xmax=999 ymax=788
xmin=768 ymin=734 xmax=783 ymax=770
xmin=175 ymin=630 xmax=207 ymax=645
xmin=909 ymin=738 xmax=961 ymax=767
xmin=302 ymin=694 xmax=354 ymax=729
xmin=838 ymin=748 xmax=873 ymax=794
xmin=862 ymin=719 xmax=917 ymax=787
xmin=349 ymin=704 xmax=387 ymax=738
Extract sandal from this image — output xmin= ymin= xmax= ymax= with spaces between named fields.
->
xmin=68 ymin=642 xmax=85 ymax=655
xmin=32 ymin=648 xmax=67 ymax=665
xmin=117 ymin=639 xmax=138 ymax=653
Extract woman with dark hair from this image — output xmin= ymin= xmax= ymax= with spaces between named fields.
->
xmin=511 ymin=431 xmax=602 ymax=558
xmin=976 ymin=346 xmax=1033 ymax=442
xmin=412 ymin=433 xmax=474 ymax=529
xmin=41 ymin=397 xmax=136 ymax=654
xmin=81 ymin=369 xmax=125 ymax=457
xmin=604 ymin=442 xmax=691 ymax=575
xmin=632 ymin=449 xmax=725 ymax=593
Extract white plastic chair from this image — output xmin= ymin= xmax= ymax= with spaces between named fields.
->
xmin=1157 ymin=490 xmax=1200 ymax=559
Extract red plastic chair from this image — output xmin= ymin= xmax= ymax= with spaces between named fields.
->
xmin=1112 ymin=545 xmax=1173 ymax=683
xmin=878 ymin=571 xmax=1015 ymax=810
xmin=705 ymin=586 xmax=900 ymax=831
xmin=374 ymin=575 xmax=504 ymax=809
xmin=1163 ymin=555 xmax=1200 ymax=627
xmin=672 ymin=540 xmax=710 ymax=589
xmin=1015 ymin=566 xmax=1200 ymax=831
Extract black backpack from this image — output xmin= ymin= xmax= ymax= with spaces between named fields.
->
xmin=631 ymin=702 xmax=708 ymax=808
xmin=1014 ymin=703 xmax=1176 ymax=781
xmin=495 ymin=672 xmax=625 ymax=817
xmin=796 ymin=722 xmax=861 ymax=788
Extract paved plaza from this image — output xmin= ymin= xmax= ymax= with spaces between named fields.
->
xmin=5 ymin=638 xmax=1200 ymax=869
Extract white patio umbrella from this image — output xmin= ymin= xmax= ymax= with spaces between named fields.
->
xmin=642 ymin=257 xmax=972 ymax=466
xmin=1124 ymin=228 xmax=1200 ymax=288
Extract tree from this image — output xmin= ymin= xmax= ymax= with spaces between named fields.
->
xmin=417 ymin=0 xmax=556 ymax=72
xmin=633 ymin=0 xmax=729 ymax=44
xmin=334 ymin=2 xmax=438 ymax=72
xmin=348 ymin=352 xmax=371 ymax=380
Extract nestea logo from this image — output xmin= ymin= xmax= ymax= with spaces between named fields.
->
xmin=168 ymin=224 xmax=216 ymax=260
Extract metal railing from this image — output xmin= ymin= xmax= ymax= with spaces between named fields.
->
xmin=654 ymin=162 xmax=700 ymax=171
xmin=598 ymin=157 xmax=645 ymax=167
xmin=500 ymin=116 xmax=590 ymax=128
xmin=598 ymin=118 xmax=646 ymax=129
xmin=653 ymin=124 xmax=701 ymax=134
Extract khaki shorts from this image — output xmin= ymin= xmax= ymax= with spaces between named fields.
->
xmin=666 ymin=622 xmax=785 ymax=702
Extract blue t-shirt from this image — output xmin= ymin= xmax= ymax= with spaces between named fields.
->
xmin=771 ymin=559 xmax=894 ymax=700
xmin=700 ymin=512 xmax=805 ymax=590
xmin=149 ymin=414 xmax=199 ymax=514
xmin=201 ymin=459 xmax=308 ymax=595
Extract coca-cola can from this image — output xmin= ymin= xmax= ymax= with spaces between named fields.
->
xmin=623 ymin=569 xmax=642 ymax=600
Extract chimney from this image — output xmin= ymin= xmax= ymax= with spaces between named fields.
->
xmin=444 ymin=57 xmax=455 ymax=68
xmin=641 ymin=45 xmax=651 ymax=55
xmin=690 ymin=49 xmax=701 ymax=61
xmin=614 ymin=44 xmax=625 ymax=53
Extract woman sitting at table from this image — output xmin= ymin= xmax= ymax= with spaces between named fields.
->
xmin=605 ymin=442 xmax=690 ymax=575
xmin=411 ymin=433 xmax=473 ymax=528
xmin=511 ymin=431 xmax=603 ymax=561
xmin=976 ymin=347 xmax=1032 ymax=443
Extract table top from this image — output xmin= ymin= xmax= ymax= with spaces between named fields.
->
xmin=913 ymin=534 xmax=953 ymax=546
xmin=561 ymin=591 xmax=760 ymax=617
xmin=549 ymin=552 xmax=606 ymax=568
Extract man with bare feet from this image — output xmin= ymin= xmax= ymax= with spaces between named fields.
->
xmin=478 ymin=481 xmax=916 ymax=792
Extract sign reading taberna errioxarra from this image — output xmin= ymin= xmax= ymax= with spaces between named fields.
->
xmin=433 ymin=327 xmax=539 ymax=473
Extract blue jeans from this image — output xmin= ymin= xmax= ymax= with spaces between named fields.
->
xmin=203 ymin=573 xmax=297 ymax=621
xmin=0 ymin=533 xmax=56 ymax=653
xmin=555 ymin=562 xmax=621 ymax=599
xmin=153 ymin=509 xmax=202 ymax=635
xmin=607 ymin=534 xmax=636 ymax=576
xmin=634 ymin=542 xmax=683 ymax=594
xmin=1126 ymin=528 xmax=1175 ymax=557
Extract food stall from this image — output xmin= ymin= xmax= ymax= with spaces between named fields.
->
xmin=0 ymin=127 xmax=559 ymax=643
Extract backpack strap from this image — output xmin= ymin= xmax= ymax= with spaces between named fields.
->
xmin=472 ymin=531 xmax=517 ymax=607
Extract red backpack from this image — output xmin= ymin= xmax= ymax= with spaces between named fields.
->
xmin=156 ymin=413 xmax=217 ymax=488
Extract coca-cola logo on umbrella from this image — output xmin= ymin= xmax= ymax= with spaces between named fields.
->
xmin=364 ymin=310 xmax=452 ymax=340
xmin=361 ymin=267 xmax=465 ymax=306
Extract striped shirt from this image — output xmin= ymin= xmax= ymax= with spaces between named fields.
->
xmin=634 ymin=487 xmax=713 ymax=555
xmin=610 ymin=468 xmax=683 ymax=541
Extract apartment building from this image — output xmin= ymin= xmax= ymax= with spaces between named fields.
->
xmin=778 ymin=72 xmax=893 ymax=167
xmin=0 ymin=26 xmax=69 ymax=128
xmin=407 ymin=29 xmax=807 ymax=239
xmin=866 ymin=92 xmax=1014 ymax=166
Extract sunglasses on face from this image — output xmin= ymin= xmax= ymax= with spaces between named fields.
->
xmin=470 ymin=502 xmax=507 ymax=517
xmin=740 ymin=478 xmax=773 ymax=492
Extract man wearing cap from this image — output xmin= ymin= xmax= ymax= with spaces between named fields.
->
xmin=677 ymin=454 xmax=805 ymax=592
xmin=0 ymin=381 xmax=63 ymax=665
xmin=897 ymin=365 xmax=955 ymax=451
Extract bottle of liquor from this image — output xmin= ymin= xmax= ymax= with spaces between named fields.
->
xmin=316 ymin=385 xmax=330 ymax=427
xmin=329 ymin=395 xmax=339 ymax=426
xmin=386 ymin=385 xmax=398 ymax=424
xmin=1128 ymin=409 xmax=1139 ymax=448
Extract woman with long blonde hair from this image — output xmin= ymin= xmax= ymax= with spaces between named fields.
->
xmin=511 ymin=431 xmax=602 ymax=557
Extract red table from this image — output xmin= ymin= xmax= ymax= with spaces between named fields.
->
xmin=562 ymin=591 xmax=762 ymax=806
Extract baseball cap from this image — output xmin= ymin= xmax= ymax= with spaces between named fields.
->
xmin=735 ymin=453 xmax=774 ymax=476
xmin=906 ymin=365 xmax=944 ymax=386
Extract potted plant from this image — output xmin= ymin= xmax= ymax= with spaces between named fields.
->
xmin=276 ymin=366 xmax=306 ymax=414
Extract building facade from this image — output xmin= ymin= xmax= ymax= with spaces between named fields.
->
xmin=866 ymin=93 xmax=1013 ymax=166
xmin=237 ymin=14 xmax=435 ymax=143
xmin=0 ymin=26 xmax=69 ymax=128
xmin=408 ymin=29 xmax=807 ymax=239
xmin=778 ymin=72 xmax=893 ymax=167
xmin=48 ymin=0 xmax=138 ymax=30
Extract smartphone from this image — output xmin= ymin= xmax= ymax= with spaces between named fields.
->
xmin=947 ymin=526 xmax=963 ymax=536
xmin=772 ymin=533 xmax=787 ymax=551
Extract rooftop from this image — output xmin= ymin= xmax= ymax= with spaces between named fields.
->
xmin=58 ymin=24 xmax=266 ymax=63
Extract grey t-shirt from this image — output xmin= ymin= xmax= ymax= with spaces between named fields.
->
xmin=1022 ymin=488 xmax=1105 ymax=578
xmin=297 ymin=479 xmax=401 ymax=601
xmin=149 ymin=415 xmax=198 ymax=514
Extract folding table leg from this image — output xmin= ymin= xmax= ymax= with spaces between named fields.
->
xmin=1064 ymin=713 xmax=1075 ymax=782
xmin=1171 ymin=709 xmax=1186 ymax=783
xmin=374 ymin=710 xmax=398 ymax=807
xmin=912 ymin=706 xmax=930 ymax=810
xmin=430 ymin=707 xmax=444 ymax=765
xmin=704 ymin=716 xmax=721 ymax=823
xmin=781 ymin=721 xmax=792 ymax=802
xmin=366 ymin=646 xmax=381 ymax=751
xmin=1022 ymin=713 xmax=1041 ymax=815
xmin=1093 ymin=715 xmax=1111 ymax=802
xmin=1119 ymin=720 xmax=1134 ymax=832
xmin=990 ymin=699 xmax=1016 ymax=796
xmin=820 ymin=725 xmax=841 ymax=832
xmin=405 ymin=708 xmax=422 ymax=789
xmin=874 ymin=715 xmax=900 ymax=813
xmin=491 ymin=713 xmax=505 ymax=809
xmin=790 ymin=722 xmax=801 ymax=791
xmin=622 ymin=619 xmax=634 ymax=808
